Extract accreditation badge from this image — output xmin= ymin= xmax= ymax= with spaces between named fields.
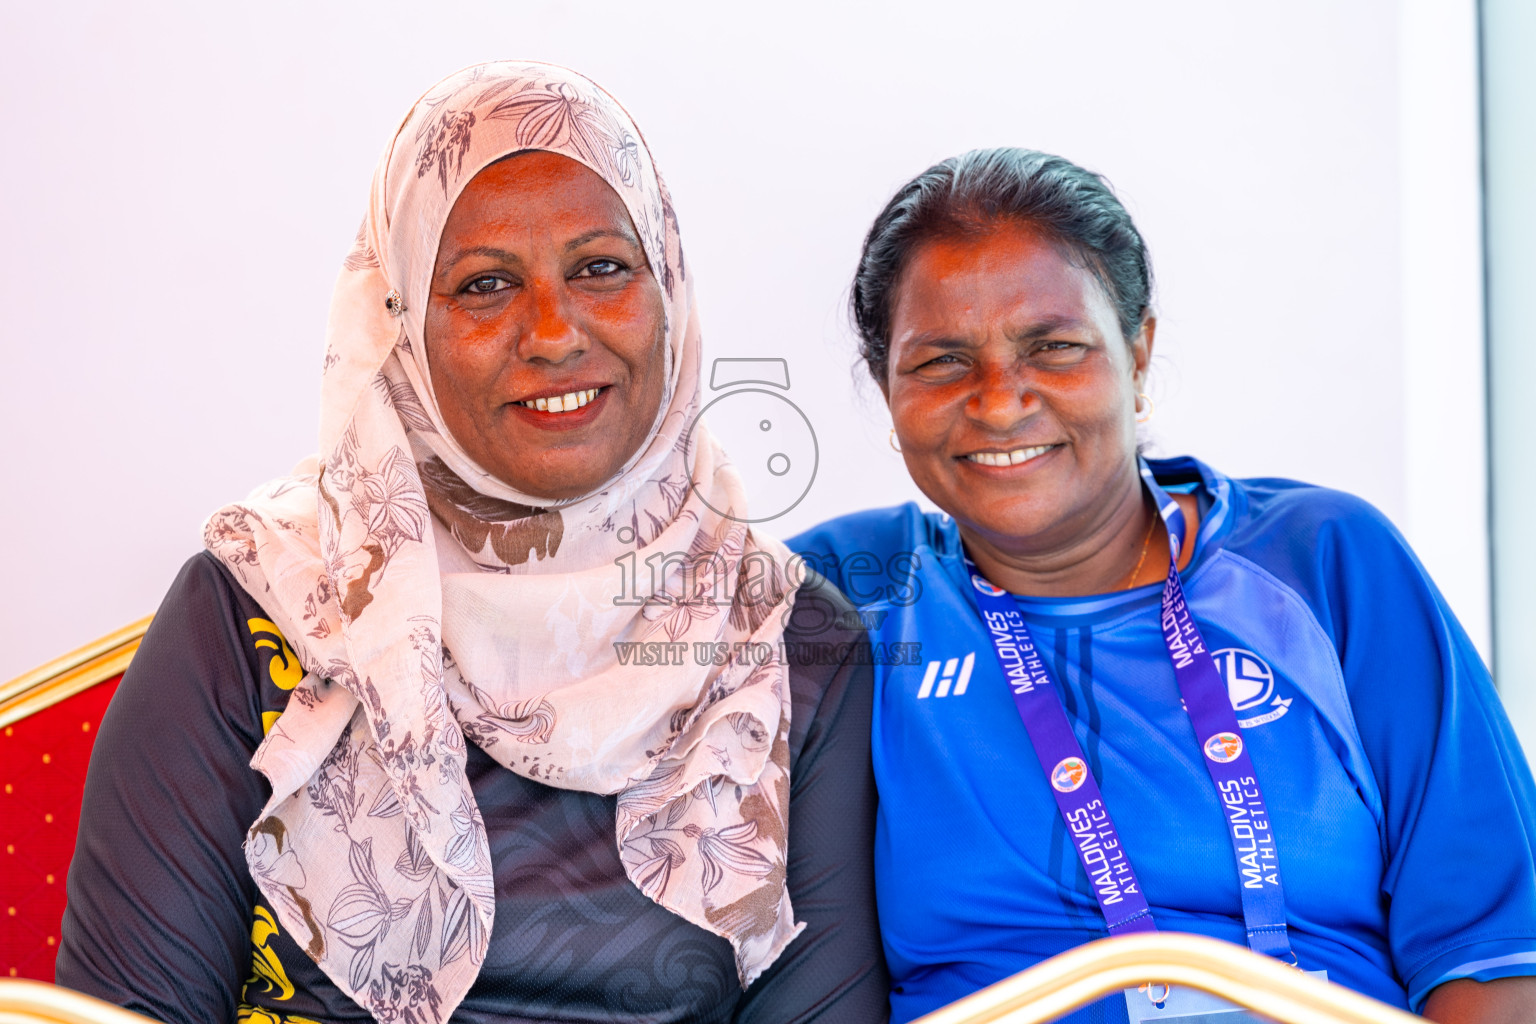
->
xmin=1124 ymin=971 xmax=1327 ymax=1023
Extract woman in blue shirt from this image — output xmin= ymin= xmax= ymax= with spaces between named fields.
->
xmin=788 ymin=148 xmax=1536 ymax=1023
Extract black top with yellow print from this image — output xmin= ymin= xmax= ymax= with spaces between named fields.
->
xmin=57 ymin=553 xmax=888 ymax=1023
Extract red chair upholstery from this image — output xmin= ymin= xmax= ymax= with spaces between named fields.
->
xmin=1 ymin=620 xmax=149 ymax=983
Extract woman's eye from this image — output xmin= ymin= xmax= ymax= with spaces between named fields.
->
xmin=577 ymin=258 xmax=624 ymax=277
xmin=1037 ymin=341 xmax=1084 ymax=358
xmin=465 ymin=276 xmax=509 ymax=294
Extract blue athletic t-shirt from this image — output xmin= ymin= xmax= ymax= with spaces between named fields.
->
xmin=788 ymin=456 xmax=1536 ymax=1024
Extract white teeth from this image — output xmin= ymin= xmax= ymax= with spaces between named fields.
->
xmin=521 ymin=388 xmax=601 ymax=412
xmin=967 ymin=444 xmax=1054 ymax=467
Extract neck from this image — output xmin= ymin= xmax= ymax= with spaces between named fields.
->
xmin=959 ymin=469 xmax=1166 ymax=598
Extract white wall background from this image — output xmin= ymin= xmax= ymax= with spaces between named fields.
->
xmin=1484 ymin=0 xmax=1536 ymax=754
xmin=0 ymin=2 xmax=1491 ymax=695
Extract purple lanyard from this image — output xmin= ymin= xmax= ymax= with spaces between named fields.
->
xmin=965 ymin=461 xmax=1294 ymax=961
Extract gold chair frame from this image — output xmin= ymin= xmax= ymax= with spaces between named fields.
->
xmin=910 ymin=932 xmax=1419 ymax=1024
xmin=0 ymin=617 xmax=152 ymax=729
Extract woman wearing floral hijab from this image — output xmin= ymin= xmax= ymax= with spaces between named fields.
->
xmin=57 ymin=61 xmax=886 ymax=1023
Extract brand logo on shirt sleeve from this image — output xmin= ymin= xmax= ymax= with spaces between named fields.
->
xmin=916 ymin=652 xmax=976 ymax=698
xmin=1211 ymin=647 xmax=1293 ymax=727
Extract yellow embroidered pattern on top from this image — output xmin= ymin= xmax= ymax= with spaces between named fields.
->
xmin=245 ymin=906 xmax=294 ymax=1002
xmin=238 ymin=906 xmax=324 ymax=1024
xmin=237 ymin=1004 xmax=325 ymax=1024
xmin=248 ymin=618 xmax=301 ymax=736
xmin=248 ymin=618 xmax=303 ymax=690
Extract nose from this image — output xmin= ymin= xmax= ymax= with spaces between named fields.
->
xmin=967 ymin=360 xmax=1037 ymax=432
xmin=515 ymin=279 xmax=586 ymax=363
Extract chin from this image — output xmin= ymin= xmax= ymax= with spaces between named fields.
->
xmin=505 ymin=457 xmax=621 ymax=502
xmin=509 ymin=474 xmax=599 ymax=502
xmin=954 ymin=492 xmax=1065 ymax=544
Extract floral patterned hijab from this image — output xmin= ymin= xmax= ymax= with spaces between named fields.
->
xmin=204 ymin=60 xmax=802 ymax=1019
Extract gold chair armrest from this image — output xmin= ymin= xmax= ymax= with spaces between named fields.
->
xmin=911 ymin=932 xmax=1421 ymax=1024
xmin=0 ymin=980 xmax=161 ymax=1024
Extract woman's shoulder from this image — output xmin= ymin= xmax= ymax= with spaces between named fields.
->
xmin=132 ymin=551 xmax=306 ymax=739
xmin=787 ymin=501 xmax=941 ymax=553
xmin=158 ymin=549 xmax=283 ymax=629
xmin=1219 ymin=473 xmax=1413 ymax=579
xmin=786 ymin=502 xmax=953 ymax=601
xmin=1231 ymin=474 xmax=1395 ymax=531
xmin=1186 ymin=460 xmax=1452 ymax=651
xmin=1163 ymin=457 xmax=1408 ymax=566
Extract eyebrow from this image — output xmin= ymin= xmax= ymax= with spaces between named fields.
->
xmin=1014 ymin=314 xmax=1091 ymax=340
xmin=439 ymin=229 xmax=641 ymax=271
xmin=562 ymin=227 xmax=638 ymax=252
xmin=443 ymin=245 xmax=521 ymax=266
xmin=904 ymin=315 xmax=1092 ymax=350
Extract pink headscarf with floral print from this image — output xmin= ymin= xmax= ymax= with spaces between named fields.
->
xmin=204 ymin=60 xmax=802 ymax=1019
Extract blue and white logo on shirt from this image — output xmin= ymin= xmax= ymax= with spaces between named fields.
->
xmin=1212 ymin=647 xmax=1293 ymax=727
xmin=917 ymin=653 xmax=975 ymax=699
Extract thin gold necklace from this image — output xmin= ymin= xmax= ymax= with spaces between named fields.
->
xmin=1123 ymin=504 xmax=1158 ymax=590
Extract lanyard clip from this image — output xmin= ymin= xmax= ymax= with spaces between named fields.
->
xmin=1141 ymin=982 xmax=1171 ymax=1009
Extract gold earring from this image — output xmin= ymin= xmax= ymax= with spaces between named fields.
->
xmin=1136 ymin=392 xmax=1154 ymax=424
xmin=889 ymin=429 xmax=902 ymax=453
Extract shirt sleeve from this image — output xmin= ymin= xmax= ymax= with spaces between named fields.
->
xmin=1312 ymin=499 xmax=1536 ymax=1010
xmin=55 ymin=553 xmax=270 ymax=1024
xmin=733 ymin=576 xmax=890 ymax=1024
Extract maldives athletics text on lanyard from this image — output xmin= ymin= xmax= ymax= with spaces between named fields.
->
xmin=966 ymin=460 xmax=1294 ymax=963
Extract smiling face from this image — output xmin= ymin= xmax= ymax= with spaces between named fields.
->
xmin=884 ymin=220 xmax=1152 ymax=563
xmin=425 ymin=151 xmax=667 ymax=501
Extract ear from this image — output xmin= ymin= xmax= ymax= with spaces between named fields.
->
xmin=1130 ymin=314 xmax=1156 ymax=392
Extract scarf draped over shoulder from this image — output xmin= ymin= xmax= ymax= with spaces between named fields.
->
xmin=203 ymin=60 xmax=802 ymax=1020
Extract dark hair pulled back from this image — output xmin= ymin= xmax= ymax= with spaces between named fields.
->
xmin=851 ymin=148 xmax=1152 ymax=384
